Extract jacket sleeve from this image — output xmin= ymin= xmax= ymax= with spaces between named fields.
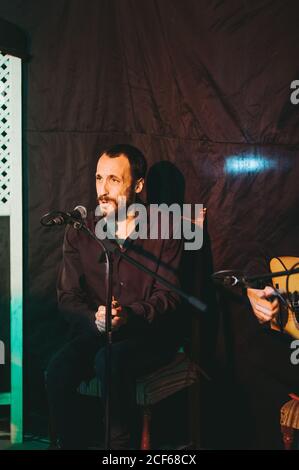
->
xmin=56 ymin=225 xmax=97 ymax=332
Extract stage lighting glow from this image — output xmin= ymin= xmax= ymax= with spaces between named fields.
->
xmin=225 ymin=155 xmax=276 ymax=174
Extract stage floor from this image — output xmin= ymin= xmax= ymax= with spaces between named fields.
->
xmin=0 ymin=439 xmax=48 ymax=450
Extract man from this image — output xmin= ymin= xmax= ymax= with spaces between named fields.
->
xmin=46 ymin=144 xmax=183 ymax=449
xmin=244 ymin=285 xmax=299 ymax=448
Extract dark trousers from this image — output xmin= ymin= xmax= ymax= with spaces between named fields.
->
xmin=46 ymin=328 xmax=178 ymax=449
xmin=239 ymin=329 xmax=299 ymax=449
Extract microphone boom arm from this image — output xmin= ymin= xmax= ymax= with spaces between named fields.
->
xmin=212 ymin=267 xmax=299 ymax=288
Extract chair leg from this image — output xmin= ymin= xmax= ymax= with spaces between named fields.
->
xmin=140 ymin=406 xmax=151 ymax=450
xmin=281 ymin=425 xmax=294 ymax=450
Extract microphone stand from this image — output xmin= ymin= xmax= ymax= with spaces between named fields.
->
xmin=212 ymin=267 xmax=299 ymax=288
xmin=70 ymin=218 xmax=207 ymax=450
xmin=246 ymin=267 xmax=299 ymax=285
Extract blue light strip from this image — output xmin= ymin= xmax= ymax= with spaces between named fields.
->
xmin=225 ymin=155 xmax=276 ymax=174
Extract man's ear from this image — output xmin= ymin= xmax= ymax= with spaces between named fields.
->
xmin=135 ymin=178 xmax=144 ymax=194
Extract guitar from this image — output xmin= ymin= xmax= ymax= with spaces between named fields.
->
xmin=269 ymin=256 xmax=299 ymax=339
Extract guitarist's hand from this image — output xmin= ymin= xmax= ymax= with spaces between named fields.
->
xmin=247 ymin=286 xmax=280 ymax=324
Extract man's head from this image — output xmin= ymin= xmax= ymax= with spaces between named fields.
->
xmin=96 ymin=144 xmax=147 ymax=217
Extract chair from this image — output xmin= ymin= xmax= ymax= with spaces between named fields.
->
xmin=77 ymin=351 xmax=201 ymax=449
xmin=280 ymin=393 xmax=299 ymax=450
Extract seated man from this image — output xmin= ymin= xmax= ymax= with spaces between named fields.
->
xmin=46 ymin=144 xmax=183 ymax=449
xmin=245 ymin=286 xmax=299 ymax=449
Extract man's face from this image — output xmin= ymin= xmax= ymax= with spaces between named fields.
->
xmin=96 ymin=153 xmax=136 ymax=217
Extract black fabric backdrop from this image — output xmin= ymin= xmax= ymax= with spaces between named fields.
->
xmin=0 ymin=17 xmax=27 ymax=57
xmin=1 ymin=0 xmax=299 ymax=445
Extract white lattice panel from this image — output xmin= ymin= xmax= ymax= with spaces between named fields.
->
xmin=0 ymin=50 xmax=23 ymax=444
xmin=0 ymin=53 xmax=11 ymax=209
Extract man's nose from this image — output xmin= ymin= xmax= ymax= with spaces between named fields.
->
xmin=98 ymin=179 xmax=109 ymax=195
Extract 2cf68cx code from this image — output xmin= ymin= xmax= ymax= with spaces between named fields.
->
xmin=144 ymin=454 xmax=196 ymax=465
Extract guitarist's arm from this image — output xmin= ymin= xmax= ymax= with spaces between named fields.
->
xmin=247 ymin=286 xmax=280 ymax=324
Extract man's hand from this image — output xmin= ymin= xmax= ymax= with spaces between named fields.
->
xmin=247 ymin=286 xmax=280 ymax=324
xmin=95 ymin=300 xmax=128 ymax=333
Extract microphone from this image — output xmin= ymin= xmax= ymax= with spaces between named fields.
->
xmin=211 ymin=270 xmax=248 ymax=287
xmin=40 ymin=205 xmax=87 ymax=227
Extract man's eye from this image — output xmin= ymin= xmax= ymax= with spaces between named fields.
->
xmin=111 ymin=178 xmax=120 ymax=183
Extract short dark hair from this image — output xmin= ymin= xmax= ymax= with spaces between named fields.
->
xmin=102 ymin=144 xmax=147 ymax=181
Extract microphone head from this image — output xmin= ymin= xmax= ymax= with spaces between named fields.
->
xmin=40 ymin=211 xmax=65 ymax=226
xmin=73 ymin=205 xmax=87 ymax=219
xmin=212 ymin=270 xmax=245 ymax=287
xmin=40 ymin=206 xmax=87 ymax=227
xmin=223 ymin=275 xmax=238 ymax=287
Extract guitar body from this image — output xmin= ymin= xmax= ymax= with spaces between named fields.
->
xmin=270 ymin=256 xmax=299 ymax=339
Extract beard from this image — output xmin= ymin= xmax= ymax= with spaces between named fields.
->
xmin=98 ymin=187 xmax=136 ymax=220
